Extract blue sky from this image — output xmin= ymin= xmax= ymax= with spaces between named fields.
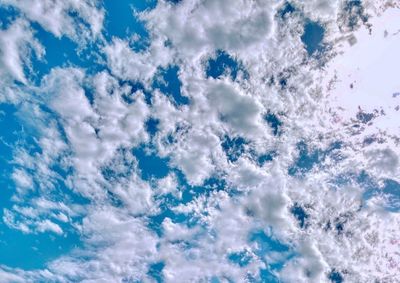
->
xmin=0 ymin=0 xmax=400 ymax=282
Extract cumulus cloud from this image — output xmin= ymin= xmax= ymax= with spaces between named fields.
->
xmin=0 ymin=0 xmax=104 ymax=40
xmin=104 ymin=38 xmax=159 ymax=82
xmin=0 ymin=19 xmax=43 ymax=83
xmin=1 ymin=0 xmax=400 ymax=282
xmin=144 ymin=0 xmax=274 ymax=57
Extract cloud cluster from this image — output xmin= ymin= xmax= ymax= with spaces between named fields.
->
xmin=1 ymin=0 xmax=104 ymax=39
xmin=0 ymin=0 xmax=399 ymax=282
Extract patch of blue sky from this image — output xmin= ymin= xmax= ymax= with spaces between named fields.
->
xmin=153 ymin=65 xmax=190 ymax=106
xmin=327 ymin=141 xmax=345 ymax=162
xmin=380 ymin=179 xmax=400 ymax=211
xmin=103 ymin=0 xmax=153 ymax=52
xmin=363 ymin=178 xmax=400 ymax=212
xmin=249 ymin=230 xmax=289 ymax=257
xmin=131 ymin=0 xmax=158 ymax=12
xmin=0 ymin=169 xmax=86 ymax=270
xmin=0 ymin=106 xmax=46 ymax=194
xmin=227 ymin=250 xmax=253 ymax=267
xmin=0 ymin=224 xmax=81 ymax=270
xmin=29 ymin=22 xmax=105 ymax=85
xmin=0 ymin=104 xmax=44 ymax=206
xmin=179 ymin=174 xmax=235 ymax=205
xmin=278 ymin=76 xmax=288 ymax=90
xmin=0 ymin=104 xmax=21 ymax=156
xmin=288 ymin=141 xmax=342 ymax=177
xmin=358 ymin=172 xmax=377 ymax=194
xmin=81 ymin=83 xmax=97 ymax=106
xmin=145 ymin=117 xmax=160 ymax=137
xmin=257 ymin=268 xmax=280 ymax=283
xmin=0 ymin=104 xmax=23 ymax=211
xmin=170 ymin=173 xmax=227 ymax=205
xmin=288 ymin=141 xmax=320 ymax=176
xmin=221 ymin=135 xmax=247 ymax=163
xmin=133 ymin=145 xmax=170 ymax=181
xmin=249 ymin=230 xmax=295 ymax=273
xmin=246 ymin=266 xmax=280 ymax=283
xmin=290 ymin=203 xmax=309 ymax=229
xmin=210 ymin=276 xmax=221 ymax=283
xmin=331 ymin=173 xmax=354 ymax=188
xmin=211 ymin=275 xmax=238 ymax=283
xmin=103 ymin=189 xmax=123 ymax=208
xmin=205 ymin=50 xmax=249 ymax=81
xmin=328 ymin=269 xmax=344 ymax=283
xmin=118 ymin=79 xmax=153 ymax=105
xmin=148 ymin=173 xmax=230 ymax=236
xmin=1 ymin=176 xmax=84 ymax=270
xmin=102 ymin=147 xmax=135 ymax=183
xmin=166 ymin=0 xmax=183 ymax=4
xmin=0 ymin=4 xmax=19 ymax=29
xmin=331 ymin=169 xmax=371 ymax=190
xmin=256 ymin=150 xmax=277 ymax=167
xmin=150 ymin=174 xmax=228 ymax=235
xmin=0 ymin=104 xmax=86 ymax=270
xmin=0 ymin=182 xmax=86 ymax=269
xmin=264 ymin=112 xmax=282 ymax=136
xmin=147 ymin=261 xmax=165 ymax=283
xmin=147 ymin=191 xmax=184 ymax=235
xmin=356 ymin=170 xmax=375 ymax=186
xmin=277 ymin=2 xmax=296 ymax=19
xmin=147 ymin=205 xmax=188 ymax=237
xmin=301 ymin=20 xmax=325 ymax=56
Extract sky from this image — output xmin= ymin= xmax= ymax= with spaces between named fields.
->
xmin=0 ymin=0 xmax=399 ymax=282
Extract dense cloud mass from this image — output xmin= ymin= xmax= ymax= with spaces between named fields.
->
xmin=0 ymin=0 xmax=399 ymax=282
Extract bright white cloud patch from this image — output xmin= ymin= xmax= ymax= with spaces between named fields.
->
xmin=324 ymin=7 xmax=400 ymax=130
xmin=0 ymin=0 xmax=399 ymax=282
xmin=0 ymin=19 xmax=43 ymax=83
xmin=1 ymin=0 xmax=104 ymax=39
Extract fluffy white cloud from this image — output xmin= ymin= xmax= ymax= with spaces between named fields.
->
xmin=144 ymin=0 xmax=274 ymax=58
xmin=11 ymin=168 xmax=33 ymax=193
xmin=1 ymin=0 xmax=400 ymax=282
xmin=37 ymin=219 xmax=63 ymax=235
xmin=0 ymin=0 xmax=104 ymax=40
xmin=0 ymin=19 xmax=43 ymax=83
xmin=104 ymin=38 xmax=160 ymax=82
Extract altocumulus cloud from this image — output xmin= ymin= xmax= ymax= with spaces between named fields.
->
xmin=0 ymin=0 xmax=400 ymax=282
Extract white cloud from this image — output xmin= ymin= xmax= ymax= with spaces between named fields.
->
xmin=0 ymin=19 xmax=44 ymax=83
xmin=0 ymin=268 xmax=26 ymax=283
xmin=156 ymin=173 xmax=180 ymax=196
xmin=1 ymin=0 xmax=400 ymax=282
xmin=37 ymin=219 xmax=63 ymax=235
xmin=1 ymin=0 xmax=104 ymax=40
xmin=144 ymin=0 xmax=274 ymax=58
xmin=103 ymin=37 xmax=173 ymax=83
xmin=11 ymin=168 xmax=33 ymax=192
xmin=47 ymin=208 xmax=159 ymax=282
xmin=205 ymin=80 xmax=265 ymax=138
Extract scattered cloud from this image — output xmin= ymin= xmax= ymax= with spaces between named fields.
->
xmin=0 ymin=0 xmax=399 ymax=282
